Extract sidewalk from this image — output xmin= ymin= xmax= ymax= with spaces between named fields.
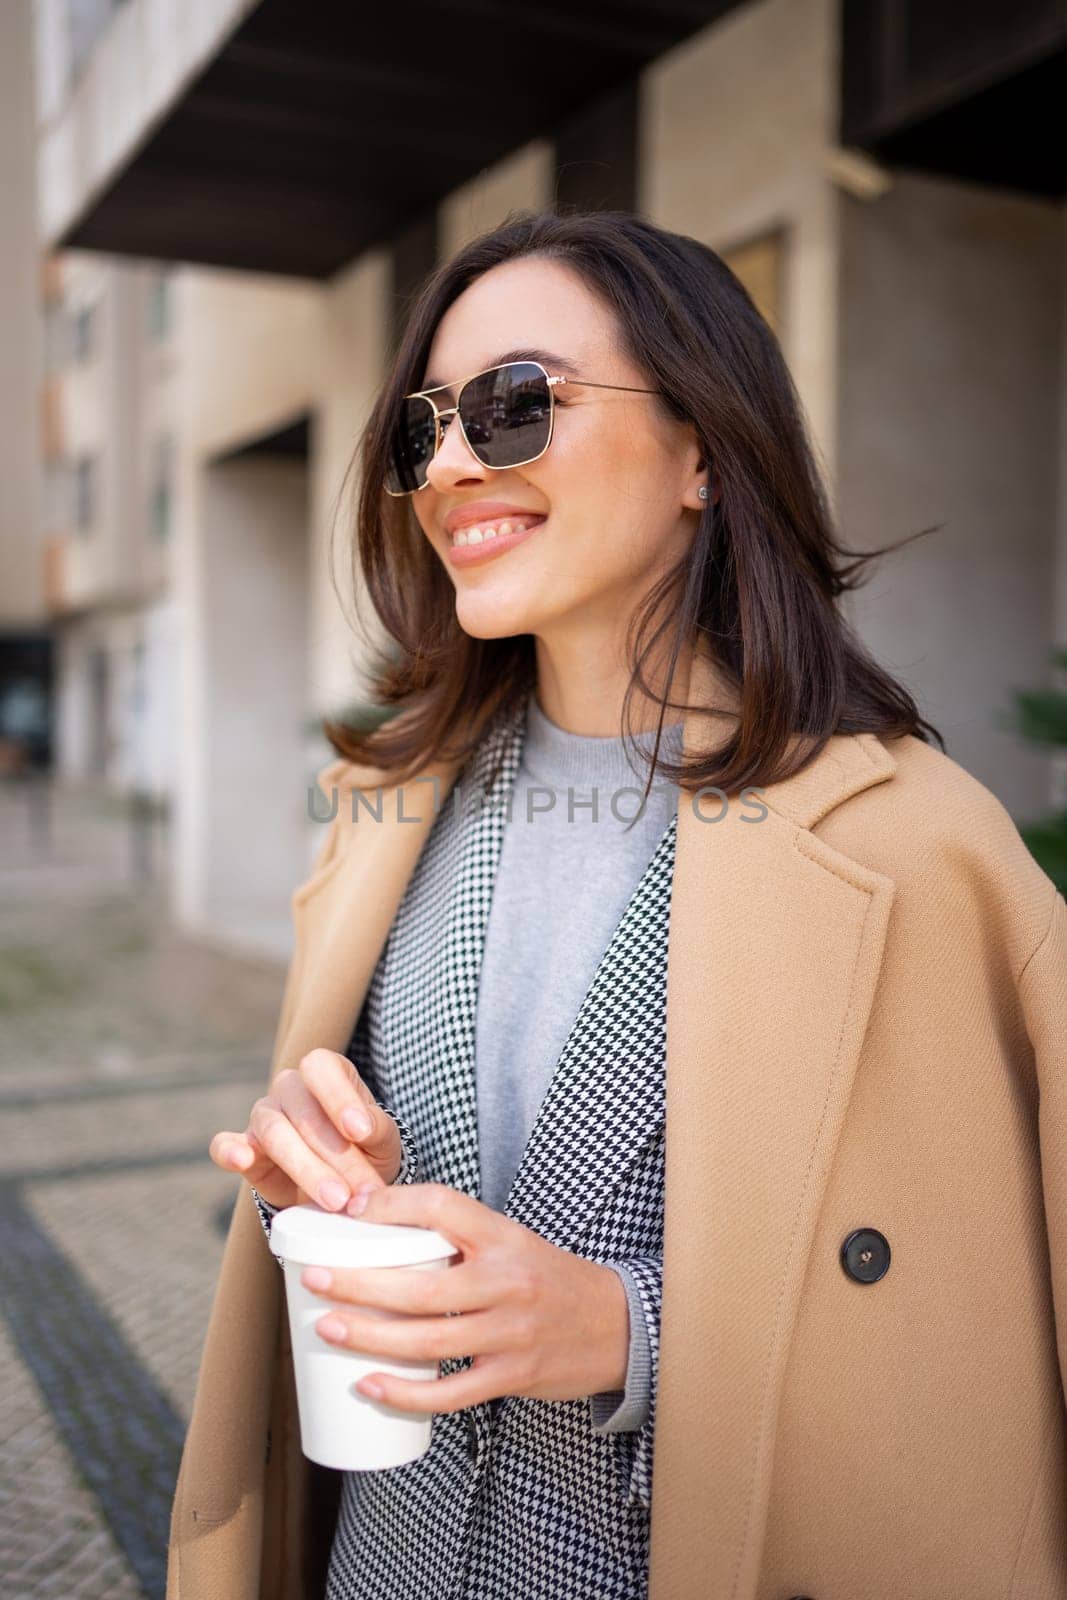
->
xmin=0 ymin=778 xmax=287 ymax=1599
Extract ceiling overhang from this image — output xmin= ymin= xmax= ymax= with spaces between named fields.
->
xmin=58 ymin=0 xmax=742 ymax=279
xmin=842 ymin=0 xmax=1066 ymax=197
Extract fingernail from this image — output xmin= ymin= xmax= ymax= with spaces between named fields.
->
xmin=318 ymin=1316 xmax=347 ymax=1342
xmin=347 ymin=1185 xmax=372 ymax=1216
xmin=302 ymin=1267 xmax=331 ymax=1291
xmin=342 ymin=1106 xmax=371 ymax=1140
xmin=318 ymin=1179 xmax=349 ymax=1209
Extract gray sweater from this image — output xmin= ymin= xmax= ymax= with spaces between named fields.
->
xmin=475 ymin=691 xmax=684 ymax=1429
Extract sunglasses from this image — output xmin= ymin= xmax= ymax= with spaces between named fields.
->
xmin=384 ymin=359 xmax=662 ymax=496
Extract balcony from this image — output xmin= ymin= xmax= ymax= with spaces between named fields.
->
xmin=38 ymin=0 xmax=741 ymax=279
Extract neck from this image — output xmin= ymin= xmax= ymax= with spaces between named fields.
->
xmin=532 ymin=634 xmax=692 ymax=737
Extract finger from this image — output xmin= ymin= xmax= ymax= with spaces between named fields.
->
xmin=272 ymin=1072 xmax=385 ymax=1194
xmin=354 ymin=1182 xmax=503 ymax=1251
xmin=300 ymin=1260 xmax=491 ymax=1315
xmin=354 ymin=1358 xmax=505 ymax=1415
xmin=209 ymin=1129 xmax=273 ymax=1180
xmin=208 ymin=1128 xmax=302 ymax=1212
xmin=248 ymin=1099 xmax=360 ymax=1211
xmin=298 ymin=1048 xmax=397 ymax=1163
xmin=316 ymin=1307 xmax=495 ymax=1364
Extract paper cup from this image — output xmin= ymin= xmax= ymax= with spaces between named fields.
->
xmin=269 ymin=1202 xmax=459 ymax=1471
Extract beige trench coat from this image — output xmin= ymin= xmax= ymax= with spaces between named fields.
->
xmin=167 ymin=646 xmax=1067 ymax=1599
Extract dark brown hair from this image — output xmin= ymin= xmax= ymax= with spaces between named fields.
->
xmin=325 ymin=204 xmax=942 ymax=801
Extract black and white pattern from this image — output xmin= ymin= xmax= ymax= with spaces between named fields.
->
xmin=255 ymin=692 xmax=672 ymax=1599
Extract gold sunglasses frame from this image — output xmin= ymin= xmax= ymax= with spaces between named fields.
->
xmin=383 ymin=358 xmax=661 ymax=496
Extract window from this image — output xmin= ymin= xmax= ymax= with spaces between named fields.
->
xmin=149 ymin=435 xmax=173 ymax=541
xmin=42 ymin=461 xmax=69 ymax=531
xmin=722 ymin=230 xmax=785 ymax=338
xmin=146 ymin=272 xmax=173 ymax=342
xmin=73 ymin=456 xmax=96 ymax=533
xmin=71 ymin=303 xmax=95 ymax=364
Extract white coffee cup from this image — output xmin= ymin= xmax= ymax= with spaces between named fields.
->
xmin=269 ymin=1202 xmax=459 ymax=1471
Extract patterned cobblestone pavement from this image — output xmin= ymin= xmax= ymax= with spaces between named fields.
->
xmin=0 ymin=779 xmax=286 ymax=1599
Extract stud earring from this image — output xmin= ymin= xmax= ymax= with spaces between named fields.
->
xmin=698 ymin=486 xmax=709 ymax=501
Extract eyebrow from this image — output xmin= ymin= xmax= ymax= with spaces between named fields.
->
xmin=419 ymin=346 xmax=584 ymax=393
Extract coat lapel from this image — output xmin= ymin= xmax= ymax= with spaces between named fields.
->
xmin=648 ymin=651 xmax=898 ymax=1600
xmin=271 ymin=751 xmax=464 ymax=1084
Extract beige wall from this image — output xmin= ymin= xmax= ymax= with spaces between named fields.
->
xmin=641 ymin=0 xmax=840 ymax=476
xmin=308 ymin=248 xmax=392 ymax=721
xmin=439 ymin=140 xmax=553 ymax=260
xmin=836 ymin=172 xmax=1064 ymax=818
xmin=177 ymin=269 xmax=321 ymax=463
xmin=0 ymin=0 xmax=44 ymax=628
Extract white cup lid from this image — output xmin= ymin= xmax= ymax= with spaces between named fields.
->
xmin=269 ymin=1202 xmax=459 ymax=1269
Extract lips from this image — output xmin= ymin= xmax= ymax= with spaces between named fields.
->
xmin=446 ymin=513 xmax=549 ymax=566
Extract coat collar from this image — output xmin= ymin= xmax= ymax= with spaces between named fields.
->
xmin=275 ymin=644 xmax=898 ymax=1600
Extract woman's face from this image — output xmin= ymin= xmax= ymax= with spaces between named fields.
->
xmin=410 ymin=257 xmax=707 ymax=652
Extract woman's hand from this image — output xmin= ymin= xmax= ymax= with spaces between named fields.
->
xmin=299 ymin=1181 xmax=631 ymax=1411
xmin=208 ymin=1048 xmax=403 ymax=1211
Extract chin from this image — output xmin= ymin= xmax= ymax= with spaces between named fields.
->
xmin=453 ymin=595 xmax=541 ymax=641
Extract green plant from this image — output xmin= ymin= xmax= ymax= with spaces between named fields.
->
xmin=302 ymin=701 xmax=400 ymax=740
xmin=1002 ymin=648 xmax=1067 ymax=892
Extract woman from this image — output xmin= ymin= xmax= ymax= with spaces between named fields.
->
xmin=171 ymin=209 xmax=1067 ymax=1600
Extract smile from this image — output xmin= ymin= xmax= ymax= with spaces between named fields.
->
xmin=447 ymin=515 xmax=548 ymax=566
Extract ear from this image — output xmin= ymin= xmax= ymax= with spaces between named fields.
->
xmin=690 ymin=450 xmax=721 ymax=509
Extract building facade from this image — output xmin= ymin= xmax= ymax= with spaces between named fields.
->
xmin=1 ymin=0 xmax=49 ymax=773
xmin=40 ymin=251 xmax=180 ymax=800
xmin=30 ymin=0 xmax=1067 ymax=958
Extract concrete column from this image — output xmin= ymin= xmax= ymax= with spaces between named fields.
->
xmin=174 ymin=455 xmax=309 ymax=959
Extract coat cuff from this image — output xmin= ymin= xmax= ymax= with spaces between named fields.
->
xmin=589 ymin=1264 xmax=652 ymax=1434
xmin=585 ymin=1255 xmax=662 ymax=1511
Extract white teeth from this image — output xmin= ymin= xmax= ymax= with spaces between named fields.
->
xmin=452 ymin=515 xmax=539 ymax=548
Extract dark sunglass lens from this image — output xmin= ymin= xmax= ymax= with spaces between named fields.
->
xmin=461 ymin=362 xmax=552 ymax=469
xmin=386 ymin=396 xmax=437 ymax=493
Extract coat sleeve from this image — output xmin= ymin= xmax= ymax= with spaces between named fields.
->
xmin=1021 ymin=886 xmax=1067 ymax=1402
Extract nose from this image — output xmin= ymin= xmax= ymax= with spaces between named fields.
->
xmin=424 ymin=408 xmax=486 ymax=490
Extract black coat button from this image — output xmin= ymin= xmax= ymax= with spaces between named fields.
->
xmin=840 ymin=1227 xmax=890 ymax=1283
